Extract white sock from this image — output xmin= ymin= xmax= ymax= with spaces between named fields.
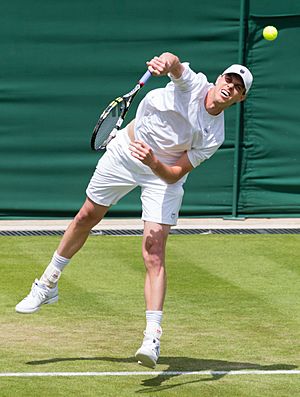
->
xmin=50 ymin=251 xmax=70 ymax=271
xmin=40 ymin=251 xmax=70 ymax=288
xmin=145 ymin=310 xmax=163 ymax=333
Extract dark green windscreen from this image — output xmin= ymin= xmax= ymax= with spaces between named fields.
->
xmin=0 ymin=0 xmax=299 ymax=218
xmin=241 ymin=13 xmax=300 ymax=215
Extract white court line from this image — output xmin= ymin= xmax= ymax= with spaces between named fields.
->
xmin=0 ymin=370 xmax=299 ymax=377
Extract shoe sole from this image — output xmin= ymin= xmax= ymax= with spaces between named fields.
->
xmin=135 ymin=351 xmax=157 ymax=369
xmin=15 ymin=295 xmax=58 ymax=314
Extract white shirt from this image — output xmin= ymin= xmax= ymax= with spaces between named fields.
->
xmin=134 ymin=63 xmax=225 ymax=168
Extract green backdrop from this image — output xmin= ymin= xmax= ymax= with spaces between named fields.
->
xmin=0 ymin=0 xmax=299 ymax=218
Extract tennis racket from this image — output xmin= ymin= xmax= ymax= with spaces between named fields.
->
xmin=91 ymin=70 xmax=151 ymax=151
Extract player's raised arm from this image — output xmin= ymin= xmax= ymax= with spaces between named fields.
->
xmin=146 ymin=52 xmax=185 ymax=79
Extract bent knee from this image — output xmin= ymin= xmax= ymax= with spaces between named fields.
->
xmin=73 ymin=207 xmax=98 ymax=229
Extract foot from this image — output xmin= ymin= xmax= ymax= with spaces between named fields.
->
xmin=135 ymin=326 xmax=162 ymax=368
xmin=15 ymin=279 xmax=58 ymax=314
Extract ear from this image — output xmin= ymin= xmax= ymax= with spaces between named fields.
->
xmin=237 ymin=93 xmax=247 ymax=103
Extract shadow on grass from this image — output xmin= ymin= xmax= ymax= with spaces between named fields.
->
xmin=26 ymin=356 xmax=297 ymax=392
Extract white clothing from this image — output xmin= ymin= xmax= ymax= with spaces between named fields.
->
xmin=86 ymin=63 xmax=224 ymax=225
xmin=86 ymin=128 xmax=184 ymax=225
xmin=134 ymin=63 xmax=225 ymax=168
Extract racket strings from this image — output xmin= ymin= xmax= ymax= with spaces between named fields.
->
xmin=93 ymin=100 xmax=124 ymax=150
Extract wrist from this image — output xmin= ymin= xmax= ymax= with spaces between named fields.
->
xmin=168 ymin=56 xmax=183 ymax=79
xmin=149 ymin=157 xmax=159 ymax=171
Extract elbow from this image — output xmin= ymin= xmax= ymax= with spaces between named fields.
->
xmin=164 ymin=175 xmax=182 ymax=184
xmin=165 ymin=169 xmax=191 ymax=184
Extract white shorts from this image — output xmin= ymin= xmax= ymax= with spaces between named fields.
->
xmin=86 ymin=128 xmax=184 ymax=225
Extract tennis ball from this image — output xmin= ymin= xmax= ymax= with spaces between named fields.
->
xmin=263 ymin=26 xmax=278 ymax=41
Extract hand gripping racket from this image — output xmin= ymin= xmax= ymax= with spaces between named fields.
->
xmin=91 ymin=70 xmax=151 ymax=151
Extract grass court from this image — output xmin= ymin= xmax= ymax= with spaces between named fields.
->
xmin=1 ymin=233 xmax=299 ymax=396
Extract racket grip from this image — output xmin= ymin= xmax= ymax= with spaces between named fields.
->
xmin=139 ymin=70 xmax=152 ymax=86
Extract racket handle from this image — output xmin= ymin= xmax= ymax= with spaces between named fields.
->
xmin=139 ymin=70 xmax=152 ymax=86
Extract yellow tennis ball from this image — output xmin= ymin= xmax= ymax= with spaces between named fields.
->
xmin=263 ymin=26 xmax=278 ymax=41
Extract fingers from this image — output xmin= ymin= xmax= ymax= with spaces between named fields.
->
xmin=129 ymin=141 xmax=147 ymax=156
xmin=146 ymin=52 xmax=181 ymax=78
xmin=146 ymin=56 xmax=169 ymax=76
xmin=129 ymin=141 xmax=152 ymax=162
xmin=129 ymin=140 xmax=157 ymax=170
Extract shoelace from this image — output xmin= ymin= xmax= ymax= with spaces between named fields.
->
xmin=23 ymin=282 xmax=48 ymax=301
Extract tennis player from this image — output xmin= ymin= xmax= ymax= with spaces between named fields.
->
xmin=16 ymin=52 xmax=253 ymax=368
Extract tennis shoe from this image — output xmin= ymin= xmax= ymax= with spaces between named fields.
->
xmin=135 ymin=326 xmax=162 ymax=368
xmin=15 ymin=279 xmax=58 ymax=314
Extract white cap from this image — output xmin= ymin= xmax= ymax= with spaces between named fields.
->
xmin=222 ymin=64 xmax=253 ymax=93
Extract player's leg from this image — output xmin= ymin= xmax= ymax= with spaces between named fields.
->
xmin=135 ymin=221 xmax=170 ymax=368
xmin=38 ymin=197 xmax=109 ymax=288
xmin=16 ymin=130 xmax=138 ymax=314
xmin=135 ymin=179 xmax=184 ymax=368
xmin=15 ymin=198 xmax=109 ymax=314
xmin=56 ymin=197 xmax=109 ymax=259
xmin=142 ymin=221 xmax=170 ymax=311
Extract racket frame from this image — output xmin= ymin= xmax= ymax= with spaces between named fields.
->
xmin=91 ymin=70 xmax=151 ymax=151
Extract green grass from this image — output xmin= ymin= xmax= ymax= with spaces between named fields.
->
xmin=0 ymin=234 xmax=299 ymax=396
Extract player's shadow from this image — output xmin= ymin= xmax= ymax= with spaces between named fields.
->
xmin=26 ymin=356 xmax=297 ymax=393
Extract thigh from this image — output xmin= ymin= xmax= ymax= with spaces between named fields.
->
xmin=86 ymin=172 xmax=137 ymax=207
xmin=141 ymin=182 xmax=184 ymax=226
xmin=86 ymin=138 xmax=138 ymax=207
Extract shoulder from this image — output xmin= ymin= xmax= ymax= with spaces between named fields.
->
xmin=168 ymin=63 xmax=210 ymax=93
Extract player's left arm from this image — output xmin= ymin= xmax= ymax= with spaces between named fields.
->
xmin=129 ymin=141 xmax=194 ymax=184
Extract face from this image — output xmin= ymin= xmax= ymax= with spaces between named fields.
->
xmin=213 ymin=73 xmax=246 ymax=108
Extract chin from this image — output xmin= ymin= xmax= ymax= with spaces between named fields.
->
xmin=218 ymin=97 xmax=230 ymax=105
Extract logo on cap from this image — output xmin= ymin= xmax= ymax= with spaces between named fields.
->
xmin=240 ymin=69 xmax=245 ymax=74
